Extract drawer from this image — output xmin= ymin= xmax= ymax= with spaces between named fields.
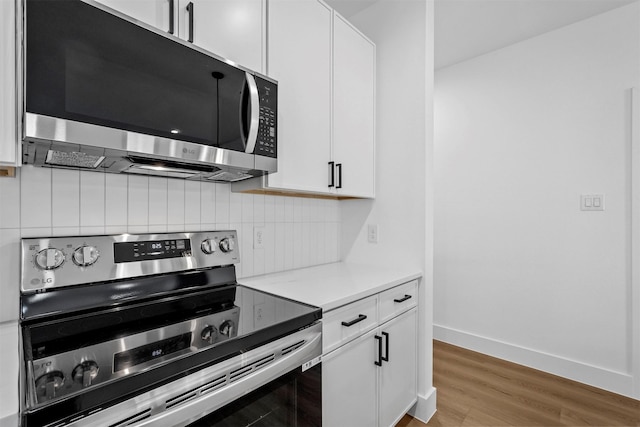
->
xmin=379 ymin=280 xmax=418 ymax=324
xmin=322 ymin=295 xmax=378 ymax=353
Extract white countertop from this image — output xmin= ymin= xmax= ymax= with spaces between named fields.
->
xmin=240 ymin=262 xmax=422 ymax=312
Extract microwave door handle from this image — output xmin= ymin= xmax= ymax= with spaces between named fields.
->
xmin=244 ymin=72 xmax=260 ymax=154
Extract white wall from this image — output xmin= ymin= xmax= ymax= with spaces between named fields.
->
xmin=344 ymin=0 xmax=436 ymax=420
xmin=434 ymin=2 xmax=640 ymax=398
xmin=0 ymin=166 xmax=341 ymax=323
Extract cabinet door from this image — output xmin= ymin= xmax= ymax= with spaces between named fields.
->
xmin=177 ymin=0 xmax=264 ymax=73
xmin=0 ymin=0 xmax=16 ymax=166
xmin=379 ymin=308 xmax=418 ymax=427
xmin=95 ymin=0 xmax=174 ymax=33
xmin=333 ymin=13 xmax=375 ymax=198
xmin=266 ymin=0 xmax=332 ymax=194
xmin=322 ymin=329 xmax=378 ymax=427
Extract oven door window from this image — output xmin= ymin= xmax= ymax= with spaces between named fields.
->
xmin=187 ymin=364 xmax=321 ymax=427
xmin=26 ymin=0 xmax=250 ymax=152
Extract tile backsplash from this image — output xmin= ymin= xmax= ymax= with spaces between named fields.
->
xmin=0 ymin=166 xmax=341 ymax=322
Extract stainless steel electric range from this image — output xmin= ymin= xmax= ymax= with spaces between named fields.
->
xmin=18 ymin=231 xmax=322 ymax=427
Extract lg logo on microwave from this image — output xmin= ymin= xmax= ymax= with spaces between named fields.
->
xmin=183 ymin=148 xmax=197 ymax=155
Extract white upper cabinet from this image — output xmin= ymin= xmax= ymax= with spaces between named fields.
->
xmin=177 ymin=0 xmax=264 ymax=73
xmin=0 ymin=0 xmax=17 ymax=166
xmin=96 ymin=0 xmax=264 ymax=73
xmin=265 ymin=0 xmax=332 ymax=194
xmin=332 ymin=13 xmax=375 ymax=198
xmin=95 ymin=0 xmax=174 ymax=33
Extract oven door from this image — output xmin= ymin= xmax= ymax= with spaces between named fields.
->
xmin=58 ymin=322 xmax=322 ymax=427
xmin=186 ymin=362 xmax=321 ymax=427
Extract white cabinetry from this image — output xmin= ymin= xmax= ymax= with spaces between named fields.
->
xmin=96 ymin=0 xmax=264 ymax=72
xmin=332 ymin=13 xmax=375 ymax=198
xmin=265 ymin=0 xmax=332 ymax=194
xmin=0 ymin=0 xmax=17 ymax=166
xmin=322 ymin=281 xmax=418 ymax=427
xmin=250 ymin=3 xmax=375 ymax=198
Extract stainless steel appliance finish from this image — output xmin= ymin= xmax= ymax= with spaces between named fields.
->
xmin=19 ymin=231 xmax=322 ymax=427
xmin=19 ymin=0 xmax=278 ymax=182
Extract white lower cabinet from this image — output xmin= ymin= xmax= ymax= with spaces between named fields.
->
xmin=322 ymin=281 xmax=418 ymax=427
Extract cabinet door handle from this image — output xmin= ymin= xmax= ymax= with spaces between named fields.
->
xmin=394 ymin=294 xmax=412 ymax=303
xmin=328 ymin=161 xmax=335 ymax=188
xmin=186 ymin=2 xmax=194 ymax=43
xmin=374 ymin=335 xmax=383 ymax=366
xmin=336 ymin=163 xmax=343 ymax=189
xmin=341 ymin=314 xmax=367 ymax=327
xmin=381 ymin=331 xmax=389 ymax=362
xmin=168 ymin=0 xmax=175 ymax=34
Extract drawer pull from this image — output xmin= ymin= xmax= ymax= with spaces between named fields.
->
xmin=381 ymin=331 xmax=389 ymax=362
xmin=394 ymin=294 xmax=412 ymax=303
xmin=341 ymin=314 xmax=367 ymax=327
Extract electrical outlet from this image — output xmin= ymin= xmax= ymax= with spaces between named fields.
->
xmin=254 ymin=226 xmax=265 ymax=249
xmin=367 ymin=224 xmax=378 ymax=243
xmin=254 ymin=303 xmax=264 ymax=324
xmin=581 ymin=194 xmax=605 ymax=211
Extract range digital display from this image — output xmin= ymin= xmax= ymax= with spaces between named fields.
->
xmin=114 ymin=333 xmax=192 ymax=372
xmin=114 ymin=239 xmax=192 ymax=263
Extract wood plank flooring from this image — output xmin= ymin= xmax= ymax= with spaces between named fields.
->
xmin=396 ymin=340 xmax=640 ymax=427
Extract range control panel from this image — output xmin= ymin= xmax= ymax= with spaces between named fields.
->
xmin=21 ymin=231 xmax=239 ymax=293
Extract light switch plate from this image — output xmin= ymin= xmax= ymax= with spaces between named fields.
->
xmin=581 ymin=194 xmax=605 ymax=211
xmin=367 ymin=224 xmax=378 ymax=243
xmin=254 ymin=225 xmax=265 ymax=249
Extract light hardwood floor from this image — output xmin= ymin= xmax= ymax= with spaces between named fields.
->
xmin=396 ymin=340 xmax=640 ymax=427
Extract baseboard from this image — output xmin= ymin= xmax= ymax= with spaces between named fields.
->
xmin=434 ymin=324 xmax=634 ymax=399
xmin=409 ymin=386 xmax=437 ymax=424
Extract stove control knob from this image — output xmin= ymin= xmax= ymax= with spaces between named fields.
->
xmin=219 ymin=320 xmax=235 ymax=337
xmin=219 ymin=237 xmax=235 ymax=253
xmin=201 ymin=239 xmax=216 ymax=255
xmin=72 ymin=361 xmax=99 ymax=387
xmin=34 ymin=248 xmax=65 ymax=270
xmin=201 ymin=324 xmax=218 ymax=344
xmin=72 ymin=245 xmax=100 ymax=267
xmin=35 ymin=370 xmax=65 ymax=400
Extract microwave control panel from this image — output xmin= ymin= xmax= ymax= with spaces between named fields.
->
xmin=255 ymin=76 xmax=277 ymax=158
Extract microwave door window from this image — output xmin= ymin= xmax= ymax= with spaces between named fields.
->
xmin=26 ymin=0 xmax=247 ymax=151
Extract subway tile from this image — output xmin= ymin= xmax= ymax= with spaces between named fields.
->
xmin=309 ymin=222 xmax=319 ymax=266
xmin=51 ymin=169 xmax=79 ymax=228
xmin=0 ymin=229 xmax=20 ymax=322
xmin=200 ymin=182 xmax=216 ymax=225
xmin=301 ymin=223 xmax=311 ymax=267
xmin=148 ymin=224 xmax=168 ymax=233
xmin=253 ymin=194 xmax=265 ymax=224
xmin=52 ymin=227 xmax=80 ymax=237
xmin=80 ymin=226 xmax=105 ymax=236
xmin=274 ymin=222 xmax=285 ymax=272
xmin=127 ymin=225 xmax=149 ymax=234
xmin=274 ymin=196 xmax=285 ymax=223
xmin=302 ymin=198 xmax=313 ymax=223
xmin=128 ymin=176 xmax=149 ymax=226
xmin=184 ymin=181 xmax=201 ymax=225
xmin=241 ymin=193 xmax=254 ymax=223
xmin=293 ymin=198 xmax=303 ymax=223
xmin=316 ymin=222 xmax=327 ymax=264
xmin=285 ymin=223 xmax=295 ymax=270
xmin=148 ymin=177 xmax=168 ymax=225
xmin=284 ymin=197 xmax=295 ymax=223
xmin=21 ymin=166 xmax=51 ymax=228
xmin=80 ymin=171 xmax=105 ymax=227
xmin=167 ymin=179 xmax=185 ymax=225
xmin=20 ymin=227 xmax=52 ymax=238
xmin=201 ymin=223 xmax=216 ymax=232
xmin=215 ymin=184 xmax=230 ymax=225
xmin=241 ymin=223 xmax=254 ymax=278
xmin=105 ymin=174 xmax=128 ymax=226
xmin=264 ymin=223 xmax=275 ymax=275
xmin=229 ymin=192 xmax=242 ymax=223
xmin=105 ymin=225 xmax=127 ymax=235
xmin=0 ymin=170 xmax=20 ymax=229
xmin=264 ymin=196 xmax=275 ymax=223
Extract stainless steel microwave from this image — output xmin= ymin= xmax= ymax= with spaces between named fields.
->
xmin=19 ymin=0 xmax=277 ymax=181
